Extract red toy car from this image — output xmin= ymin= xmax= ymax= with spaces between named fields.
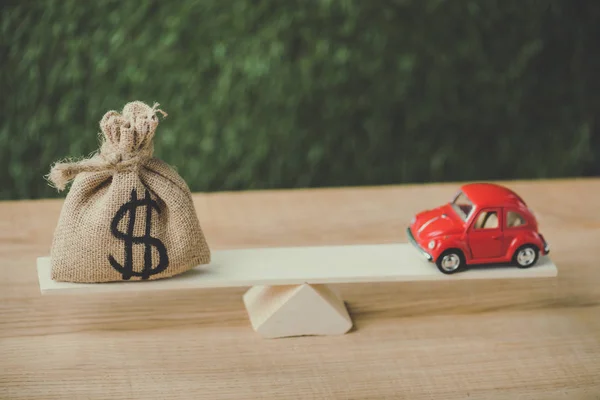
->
xmin=407 ymin=182 xmax=549 ymax=274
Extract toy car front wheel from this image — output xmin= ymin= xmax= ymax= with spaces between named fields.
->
xmin=513 ymin=245 xmax=539 ymax=268
xmin=436 ymin=250 xmax=465 ymax=274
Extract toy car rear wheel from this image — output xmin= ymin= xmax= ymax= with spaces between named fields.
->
xmin=513 ymin=245 xmax=539 ymax=268
xmin=436 ymin=250 xmax=465 ymax=274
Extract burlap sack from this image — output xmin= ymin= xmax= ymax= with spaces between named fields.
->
xmin=47 ymin=101 xmax=211 ymax=283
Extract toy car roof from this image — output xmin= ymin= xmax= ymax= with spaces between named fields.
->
xmin=459 ymin=182 xmax=527 ymax=209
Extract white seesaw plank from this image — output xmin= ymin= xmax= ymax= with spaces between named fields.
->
xmin=36 ymin=243 xmax=557 ymax=295
xmin=35 ymin=243 xmax=558 ymax=338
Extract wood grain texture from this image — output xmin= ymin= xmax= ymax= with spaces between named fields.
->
xmin=1 ymin=178 xmax=600 ymax=399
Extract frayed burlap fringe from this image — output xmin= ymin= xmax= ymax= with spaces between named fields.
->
xmin=46 ymin=102 xmax=167 ymax=191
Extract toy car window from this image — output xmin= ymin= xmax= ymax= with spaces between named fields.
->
xmin=451 ymin=191 xmax=473 ymax=221
xmin=474 ymin=211 xmax=499 ymax=229
xmin=506 ymin=211 xmax=526 ymax=227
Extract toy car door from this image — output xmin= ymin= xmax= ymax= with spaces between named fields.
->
xmin=468 ymin=207 xmax=504 ymax=259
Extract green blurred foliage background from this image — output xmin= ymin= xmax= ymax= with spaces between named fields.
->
xmin=1 ymin=0 xmax=599 ymax=200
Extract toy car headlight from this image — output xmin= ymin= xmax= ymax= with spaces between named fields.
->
xmin=428 ymin=240 xmax=436 ymax=249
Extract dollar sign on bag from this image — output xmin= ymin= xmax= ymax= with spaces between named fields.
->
xmin=109 ymin=188 xmax=169 ymax=280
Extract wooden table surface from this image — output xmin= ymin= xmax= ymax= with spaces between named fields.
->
xmin=1 ymin=178 xmax=599 ymax=399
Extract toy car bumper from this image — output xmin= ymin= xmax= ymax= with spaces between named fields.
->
xmin=406 ymin=227 xmax=433 ymax=261
xmin=542 ymin=237 xmax=550 ymax=254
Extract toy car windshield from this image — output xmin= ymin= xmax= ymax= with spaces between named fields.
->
xmin=450 ymin=190 xmax=473 ymax=221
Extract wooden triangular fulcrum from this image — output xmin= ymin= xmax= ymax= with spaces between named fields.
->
xmin=242 ymin=283 xmax=353 ymax=338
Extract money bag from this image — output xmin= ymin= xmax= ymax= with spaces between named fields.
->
xmin=47 ymin=100 xmax=211 ymax=283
